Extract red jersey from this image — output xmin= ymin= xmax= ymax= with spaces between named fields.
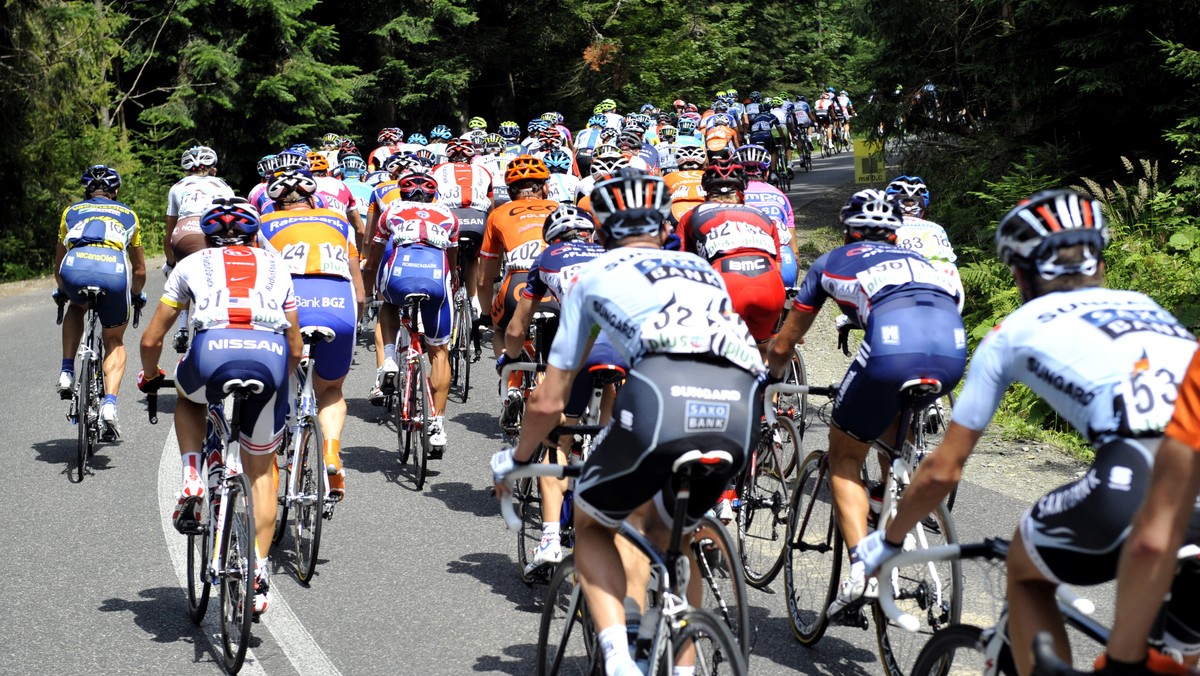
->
xmin=677 ymin=202 xmax=781 ymax=263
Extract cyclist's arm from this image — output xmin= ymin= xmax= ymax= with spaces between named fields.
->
xmin=477 ymin=256 xmax=501 ymax=310
xmin=140 ymin=298 xmax=182 ymax=376
xmin=361 ymin=239 xmax=383 ymax=299
xmin=447 ymin=246 xmax=459 ymax=293
xmin=54 ymin=241 xmax=67 ymax=291
xmin=504 ymin=295 xmax=538 ymax=361
xmin=882 ymin=422 xmax=983 ymax=545
xmin=284 ymin=308 xmax=303 ymax=373
xmin=766 ymin=307 xmax=816 ymax=377
xmin=347 ymin=208 xmax=366 ymax=251
xmin=513 ymin=356 xmax=589 ymax=464
xmin=348 ymin=253 xmax=365 ymax=318
xmin=128 ymin=245 xmax=147 ymax=297
xmin=163 ymin=215 xmax=179 ymax=266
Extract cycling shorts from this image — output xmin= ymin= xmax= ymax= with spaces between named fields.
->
xmin=715 ymin=255 xmax=785 ymax=343
xmin=176 ymin=328 xmax=289 ymax=455
xmin=564 ymin=335 xmax=627 ymax=419
xmin=380 ymin=244 xmax=452 ymax=345
xmin=169 ymin=215 xmax=207 ymax=260
xmin=491 ymin=271 xmax=538 ymax=332
xmin=1165 ymin=539 xmax=1200 ymax=655
xmin=59 ymin=245 xmax=130 ymax=328
xmin=292 ymin=276 xmax=356 ymax=380
xmin=832 ymin=293 xmax=966 ymax=441
xmin=575 ymin=354 xmax=761 ymax=529
xmin=450 ymin=208 xmax=487 ymax=254
xmin=748 ymin=132 xmax=774 ymax=148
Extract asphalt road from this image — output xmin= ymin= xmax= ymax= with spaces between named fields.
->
xmin=0 ymin=148 xmax=1106 ymax=675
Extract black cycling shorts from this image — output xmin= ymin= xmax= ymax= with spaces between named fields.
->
xmin=450 ymin=208 xmax=486 ymax=256
xmin=574 ymin=354 xmax=762 ymax=529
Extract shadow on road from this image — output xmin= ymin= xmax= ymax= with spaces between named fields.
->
xmin=424 ymin=480 xmax=497 ymax=518
xmin=31 ymin=437 xmax=115 ymax=480
xmin=473 ymin=642 xmax=538 ymax=674
xmin=746 ymin=603 xmax=877 ymax=675
xmin=447 ymin=551 xmax=542 ymax=614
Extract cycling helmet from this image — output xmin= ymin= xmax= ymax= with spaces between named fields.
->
xmin=181 ymin=145 xmax=219 ymax=170
xmin=273 ymin=149 xmax=308 ymax=172
xmin=81 ymin=165 xmax=122 ymax=193
xmin=338 ymin=136 xmax=358 ymax=154
xmin=528 ymin=118 xmax=550 ymax=135
xmin=288 ymin=143 xmax=312 ymax=155
xmin=749 ymin=91 xmax=762 ymax=103
xmin=770 ymin=97 xmax=784 ymax=107
xmin=589 ymin=152 xmax=629 ymax=179
xmin=468 ymin=116 xmax=487 ymax=130
xmin=268 ymin=169 xmax=318 ymax=202
xmin=483 ymin=133 xmax=504 ymax=153
xmin=430 ymin=124 xmax=453 ymax=141
xmin=996 ymin=189 xmax=1109 ymax=279
xmin=339 ymin=154 xmax=367 ymax=178
xmin=840 ymin=189 xmax=904 ymax=243
xmin=407 ymin=133 xmax=429 ymax=146
xmin=677 ymin=117 xmax=697 ymax=135
xmin=593 ymin=104 xmax=607 ymax=116
xmin=701 ymin=159 xmax=747 ymax=195
xmin=673 ymin=99 xmax=685 ymax=109
xmin=256 ymin=154 xmax=276 ymax=179
xmin=543 ymin=204 xmax=597 ymax=243
xmin=396 ymin=173 xmax=439 ymax=202
xmin=712 ymin=101 xmax=730 ymax=114
xmin=537 ymin=127 xmax=564 ymax=149
xmin=505 ymin=155 xmax=550 ymax=185
xmin=320 ymin=132 xmax=340 ymax=150
xmin=599 ymin=127 xmax=620 ymax=144
xmin=587 ymin=115 xmax=606 ymax=129
xmin=377 ymin=127 xmax=401 ymax=144
xmin=623 ymin=112 xmax=639 ymax=127
xmin=383 ymin=152 xmax=415 ymax=174
xmin=590 ymin=169 xmax=671 ymax=243
xmin=685 ymin=103 xmax=699 ymax=113
xmin=735 ymin=144 xmax=771 ymax=174
xmin=446 ymin=138 xmax=475 ymax=161
xmin=539 ymin=112 xmax=558 ymax=126
xmin=713 ymin=113 xmax=734 ymax=128
xmin=413 ymin=148 xmax=437 ymax=167
xmin=306 ymin=152 xmax=330 ymax=173
xmin=884 ymin=175 xmax=931 ymax=216
xmin=617 ymin=129 xmax=643 ymax=151
xmin=543 ymin=149 xmax=572 ymax=174
xmin=199 ymin=196 xmax=260 ymax=243
xmin=467 ymin=129 xmax=487 ymax=148
xmin=658 ymin=125 xmax=678 ymax=143
xmin=599 ymin=98 xmax=617 ymax=112
xmin=675 ymin=145 xmax=707 ymax=169
xmin=498 ymin=120 xmax=522 ymax=142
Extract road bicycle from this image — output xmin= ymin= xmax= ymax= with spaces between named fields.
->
xmin=497 ymin=451 xmax=750 ymax=675
xmin=272 ymin=326 xmax=337 ymax=583
xmin=449 ymin=286 xmax=474 ymax=402
xmin=383 ymin=292 xmax=435 ymax=490
xmin=774 ymin=377 xmax=962 ymax=676
xmin=498 ymin=310 xmax=558 ymax=445
xmin=56 ymin=287 xmax=141 ymax=481
xmin=146 ymin=377 xmax=260 ymax=674
xmin=771 ymin=146 xmax=793 ymax=193
xmin=798 ymin=131 xmax=814 ymax=173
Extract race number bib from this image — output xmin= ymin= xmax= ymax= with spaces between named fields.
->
xmin=1117 ymin=359 xmax=1181 ymax=436
xmin=639 ymin=299 xmax=764 ymax=374
xmin=857 ymin=258 xmax=955 ymax=298
xmin=702 ymin=220 xmax=776 ymax=259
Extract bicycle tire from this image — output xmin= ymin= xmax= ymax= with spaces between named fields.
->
xmin=536 ymin=555 xmax=601 ymax=676
xmin=873 ymin=502 xmax=962 ymax=676
xmin=909 ymin=623 xmax=1015 ymax=676
xmin=784 ymin=450 xmax=842 ymax=645
xmin=272 ymin=427 xmax=290 ymax=546
xmin=737 ymin=433 xmax=791 ymax=589
xmin=779 ymin=347 xmax=808 ymax=477
xmin=517 ymin=467 xmax=546 ymax=584
xmin=414 ymin=354 xmax=431 ymax=490
xmin=398 ymin=352 xmax=413 ymax=466
xmin=186 ymin=481 xmax=212 ymax=623
xmin=219 ymin=472 xmax=255 ymax=674
xmin=75 ymin=351 xmax=93 ymax=481
xmin=662 ymin=607 xmax=749 ymax=675
xmin=693 ymin=515 xmax=751 ymax=658
xmin=294 ymin=419 xmax=325 ymax=584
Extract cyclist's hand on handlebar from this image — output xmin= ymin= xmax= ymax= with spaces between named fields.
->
xmin=132 ymin=292 xmax=148 ymax=309
xmin=835 ymin=314 xmax=859 ymax=357
xmin=856 ymin=530 xmax=901 ymax=576
xmin=161 ymin=262 xmax=175 ymax=278
xmin=490 ymin=446 xmax=530 ymax=497
xmin=137 ymin=368 xmax=167 ymax=393
xmin=495 ymin=351 xmax=528 ymax=376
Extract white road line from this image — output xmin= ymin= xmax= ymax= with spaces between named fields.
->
xmin=159 ymin=425 xmax=343 ymax=675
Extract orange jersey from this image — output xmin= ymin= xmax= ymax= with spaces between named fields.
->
xmin=480 ymin=199 xmax=558 ymax=273
xmin=664 ymin=170 xmax=706 ymax=221
xmin=1167 ymin=349 xmax=1200 ymax=450
xmin=259 ymin=208 xmax=359 ymax=279
xmin=704 ymin=125 xmax=739 ymax=152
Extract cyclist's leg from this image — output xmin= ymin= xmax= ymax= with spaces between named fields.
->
xmin=233 ymin=339 xmax=290 ymax=561
xmin=418 ymin=275 xmax=453 ymax=415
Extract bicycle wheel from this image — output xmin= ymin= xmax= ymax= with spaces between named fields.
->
xmin=909 ymin=624 xmax=1015 ymax=676
xmin=272 ymin=428 xmax=290 ymax=546
xmin=664 ymin=608 xmax=749 ymax=675
xmin=75 ymin=352 xmax=93 ymax=481
xmin=219 ymin=473 xmax=255 ymax=674
xmin=737 ymin=436 xmax=791 ymax=589
xmin=397 ymin=354 xmax=412 ymax=466
xmin=873 ymin=503 xmax=962 ymax=676
xmin=186 ymin=481 xmax=212 ymax=623
xmin=775 ymin=417 xmax=803 ymax=485
xmin=536 ymin=555 xmax=601 ymax=676
xmin=692 ymin=515 xmax=751 ymax=659
xmin=778 ymin=346 xmax=808 ymax=476
xmin=517 ymin=469 xmax=546 ymax=584
xmin=784 ymin=450 xmax=842 ymax=645
xmin=293 ymin=419 xmax=325 ymax=584
xmin=414 ymin=354 xmax=432 ymax=490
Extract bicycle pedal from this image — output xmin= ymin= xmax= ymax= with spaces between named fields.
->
xmin=60 ymin=390 xmax=72 ymax=401
xmin=830 ymin=603 xmax=870 ymax=629
xmin=429 ymin=446 xmax=444 ymax=460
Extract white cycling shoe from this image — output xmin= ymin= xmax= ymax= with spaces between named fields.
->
xmin=826 ymin=560 xmax=878 ymax=618
xmin=525 ymin=538 xmax=563 ymax=574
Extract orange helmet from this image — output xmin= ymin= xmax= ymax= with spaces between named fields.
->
xmin=504 ymin=155 xmax=550 ymax=184
xmin=306 ymin=152 xmax=330 ymax=173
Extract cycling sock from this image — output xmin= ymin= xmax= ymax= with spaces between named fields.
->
xmin=103 ymin=394 xmax=117 ymax=407
xmin=181 ymin=452 xmax=202 ymax=482
xmin=597 ymin=625 xmax=632 ymax=675
xmin=1095 ymin=655 xmax=1147 ymax=676
xmin=673 ymin=667 xmax=696 ymax=676
xmin=61 ymin=358 xmax=73 ymax=374
xmin=541 ymin=522 xmax=560 ymax=541
xmin=383 ymin=343 xmax=397 ymax=363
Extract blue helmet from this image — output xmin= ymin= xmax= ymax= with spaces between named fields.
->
xmin=528 ymin=118 xmax=550 ymax=134
xmin=498 ymin=120 xmax=521 ymax=142
xmin=199 ymin=197 xmax=260 ymax=242
xmin=587 ymin=114 xmax=606 ymax=128
xmin=81 ymin=165 xmax=122 ymax=193
xmin=884 ymin=176 xmax=931 ymax=210
xmin=407 ymin=133 xmax=428 ymax=146
xmin=429 ymin=125 xmax=453 ymax=141
xmin=543 ymin=149 xmax=572 ymax=174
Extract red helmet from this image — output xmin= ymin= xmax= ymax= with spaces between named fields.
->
xmin=447 ymin=138 xmax=475 ymax=161
xmin=396 ymin=173 xmax=438 ymax=202
xmin=673 ymin=99 xmax=685 ymax=108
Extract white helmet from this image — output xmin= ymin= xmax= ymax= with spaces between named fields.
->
xmin=181 ymin=145 xmax=219 ymax=170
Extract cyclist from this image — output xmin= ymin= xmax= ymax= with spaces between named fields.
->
xmin=308 ymin=152 xmax=366 ymax=246
xmin=663 ymin=145 xmax=708 ymax=223
xmin=836 ymin=89 xmax=856 ymax=139
xmin=259 ymin=170 xmax=365 ymax=500
xmin=363 ymin=173 xmax=459 ymax=454
xmin=543 ymin=149 xmax=580 ymax=204
xmin=574 ymin=145 xmax=628 ymax=207
xmin=431 ymin=138 xmax=493 ymax=315
xmin=369 ymin=127 xmax=402 ymax=171
xmin=737 ymin=144 xmax=796 ymax=250
xmin=492 ymin=168 xmax=764 ymax=676
xmin=247 ymin=154 xmax=275 ymax=212
xmin=768 ymin=97 xmax=797 ymax=171
xmin=596 ymin=98 xmax=623 ymax=130
xmin=521 ymin=118 xmax=550 ymax=151
xmin=478 ymin=156 xmax=557 ymax=404
xmin=814 ymin=91 xmax=835 ymax=150
xmin=138 ymin=196 xmax=302 ymax=617
xmin=703 ymin=113 xmax=739 ymax=157
xmin=575 ymin=114 xmax=609 ymax=173
xmin=467 ymin=116 xmax=488 ymax=134
xmin=55 ymin=165 xmax=147 ymax=438
xmin=767 ymin=189 xmax=966 ymax=620
xmin=886 ymin=175 xmax=965 ymax=311
xmin=336 ymin=154 xmax=374 ymax=234
xmin=856 ymin=189 xmax=1199 ymax=676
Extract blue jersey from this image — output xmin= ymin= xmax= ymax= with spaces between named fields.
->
xmin=575 ymin=128 xmax=605 ymax=151
xmin=793 ymin=241 xmax=961 ymax=326
xmin=637 ymin=142 xmax=660 ymax=171
xmin=523 ymin=239 xmax=604 ymax=302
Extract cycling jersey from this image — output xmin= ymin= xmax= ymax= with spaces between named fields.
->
xmin=748 ymin=112 xmax=781 ymax=138
xmin=430 ymin=162 xmax=493 ymax=212
xmin=480 ymin=199 xmax=557 ymax=273
xmin=656 ymin=144 xmax=680 ymax=173
xmin=58 ymin=197 xmax=142 ymax=326
xmin=367 ymin=179 xmax=404 ymax=229
xmin=545 ymin=174 xmax=581 ymax=204
xmin=345 ymin=178 xmax=374 ymax=220
xmin=166 ymin=175 xmax=235 ymax=219
xmin=376 ymin=202 xmax=459 ymax=250
xmin=313 ymin=175 xmax=356 ymax=219
xmin=743 ymin=179 xmax=796 ymax=232
xmin=549 ymin=247 xmax=765 ymax=376
xmin=258 ymin=208 xmax=359 ymax=280
xmin=953 ymin=287 xmax=1198 ymax=443
xmin=1168 ymin=351 xmax=1200 ymax=450
xmin=663 ymin=170 xmax=706 ymax=222
xmin=248 ymin=182 xmax=270 ymax=212
xmin=59 ymin=197 xmax=141 ymax=252
xmin=369 ymin=144 xmax=398 ymax=171
xmin=675 ymin=134 xmax=703 ymax=148
xmin=524 ymin=240 xmax=602 ymax=302
xmin=161 ymin=246 xmax=296 ymax=333
xmin=575 ymin=128 xmax=604 ymax=151
xmin=895 ymin=216 xmax=964 ymax=312
xmin=703 ymin=125 xmax=739 ymax=153
xmin=602 ymin=112 xmax=623 ymax=130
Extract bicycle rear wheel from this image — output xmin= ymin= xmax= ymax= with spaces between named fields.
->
xmin=397 ymin=356 xmax=413 ymax=466
xmin=536 ymin=555 xmax=601 ymax=676
xmin=784 ymin=450 xmax=842 ymax=645
xmin=219 ymin=473 xmax=255 ymax=674
xmin=692 ymin=515 xmax=751 ymax=659
xmin=665 ymin=607 xmax=749 ymax=675
xmin=517 ymin=459 xmax=548 ymax=584
xmin=272 ymin=428 xmax=290 ymax=546
xmin=186 ymin=483 xmax=212 ymax=623
xmin=778 ymin=346 xmax=808 ymax=476
xmin=909 ymin=623 xmax=1015 ymax=676
xmin=736 ymin=437 xmax=791 ymax=589
xmin=414 ymin=355 xmax=432 ymax=490
xmin=75 ymin=352 xmax=93 ymax=481
xmin=873 ymin=503 xmax=962 ymax=676
xmin=293 ymin=419 xmax=325 ymax=584
xmin=775 ymin=417 xmax=803 ymax=486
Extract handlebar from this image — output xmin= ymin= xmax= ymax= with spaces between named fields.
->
xmin=54 ymin=292 xmax=67 ymax=325
xmin=499 ymin=361 xmax=545 ymax=392
xmin=143 ymin=378 xmax=176 ymax=425
xmin=497 ymin=462 xmax=582 ymax=529
xmin=764 ymin=382 xmax=837 ymax=425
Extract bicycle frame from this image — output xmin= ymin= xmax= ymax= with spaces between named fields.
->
xmin=391 ymin=295 xmax=434 ymax=429
xmin=284 ymin=327 xmax=336 ymax=520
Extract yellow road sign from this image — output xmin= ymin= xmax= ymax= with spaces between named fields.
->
xmin=854 ymin=139 xmax=886 ymax=184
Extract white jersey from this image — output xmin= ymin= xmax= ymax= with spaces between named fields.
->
xmin=161 ymin=245 xmax=296 ymax=334
xmin=895 ymin=216 xmax=963 ymax=312
xmin=549 ymin=247 xmax=765 ymax=375
xmin=953 ymin=287 xmax=1197 ymax=443
xmin=575 ymin=175 xmax=597 ymax=201
xmin=430 ymin=162 xmax=493 ymax=212
xmin=602 ymin=112 xmax=624 ymax=130
xmin=545 ymin=174 xmax=581 ymax=204
xmin=166 ymin=175 xmax=234 ymax=218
